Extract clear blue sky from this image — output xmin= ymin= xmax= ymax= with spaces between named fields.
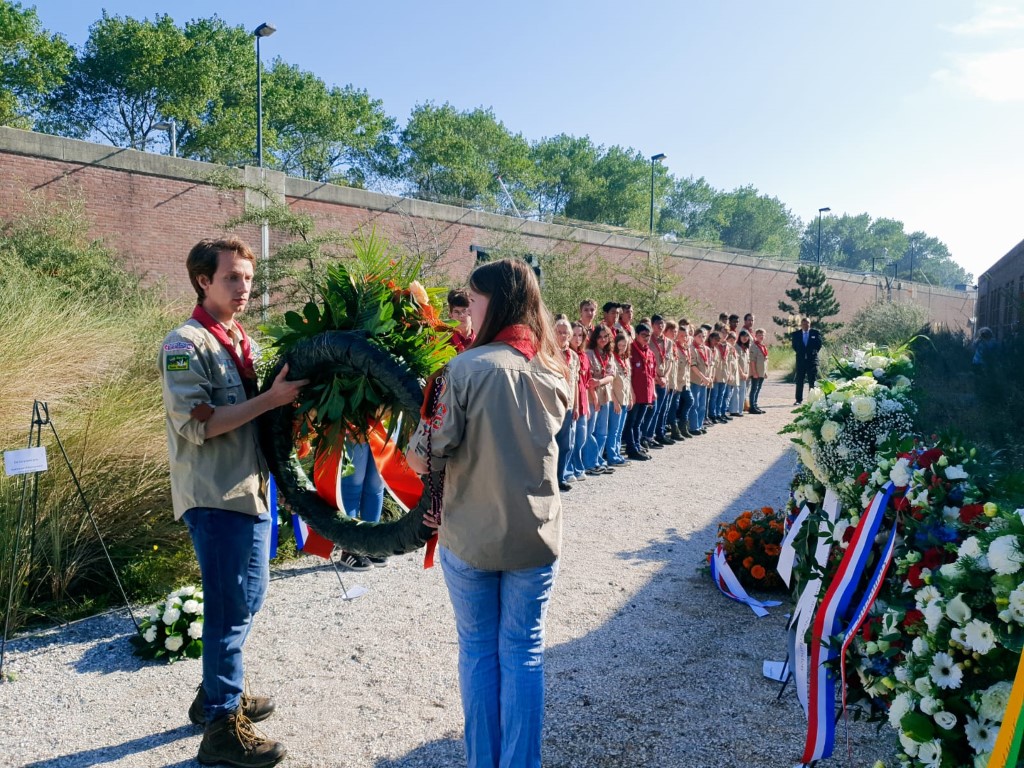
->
xmin=37 ymin=0 xmax=1024 ymax=281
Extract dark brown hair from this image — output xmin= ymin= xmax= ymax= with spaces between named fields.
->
xmin=469 ymin=259 xmax=566 ymax=375
xmin=447 ymin=288 xmax=469 ymax=309
xmin=186 ymin=237 xmax=256 ymax=303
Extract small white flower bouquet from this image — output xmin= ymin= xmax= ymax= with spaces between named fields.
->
xmin=131 ymin=585 xmax=204 ymax=663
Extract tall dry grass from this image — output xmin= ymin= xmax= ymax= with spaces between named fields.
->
xmin=0 ymin=202 xmax=194 ymax=632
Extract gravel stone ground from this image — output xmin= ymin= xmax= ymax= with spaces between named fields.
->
xmin=0 ymin=381 xmax=897 ymax=768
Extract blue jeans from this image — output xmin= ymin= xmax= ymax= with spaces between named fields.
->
xmin=676 ymin=387 xmax=694 ymax=428
xmin=606 ymin=405 xmax=627 ymax=463
xmin=710 ymin=382 xmax=726 ymax=418
xmin=583 ymin=402 xmax=611 ymax=468
xmin=624 ymin=403 xmax=650 ymax=452
xmin=643 ymin=386 xmax=667 ymax=439
xmin=569 ymin=414 xmax=588 ymax=476
xmin=341 ymin=441 xmax=384 ymax=522
xmin=689 ymin=384 xmax=707 ymax=431
xmin=184 ymin=507 xmax=270 ymax=723
xmin=749 ymin=377 xmax=764 ymax=409
xmin=440 ymin=547 xmax=558 ymax=768
xmin=555 ymin=409 xmax=575 ymax=483
xmin=658 ymin=390 xmax=679 ymax=436
xmin=723 ymin=384 xmax=736 ymax=416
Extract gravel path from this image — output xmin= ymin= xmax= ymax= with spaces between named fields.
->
xmin=0 ymin=381 xmax=896 ymax=768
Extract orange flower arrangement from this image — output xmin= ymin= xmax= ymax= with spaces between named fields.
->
xmin=710 ymin=506 xmax=788 ymax=591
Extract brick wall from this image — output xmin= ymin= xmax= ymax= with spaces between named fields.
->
xmin=0 ymin=126 xmax=976 ymax=332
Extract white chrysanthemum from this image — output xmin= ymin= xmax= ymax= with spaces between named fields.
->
xmin=945 ymin=464 xmax=969 ymax=480
xmin=162 ymin=607 xmax=181 ymax=626
xmin=924 ymin=601 xmax=945 ymax=632
xmin=988 ymin=535 xmax=1024 ymax=575
xmin=187 ymin=621 xmax=203 ymax=640
xmin=912 ymin=637 xmax=928 ymax=656
xmin=889 ymin=458 xmax=912 ymax=487
xmin=946 ymin=593 xmax=972 ymax=624
xmin=850 ymin=396 xmax=877 ymax=422
xmin=979 ymin=681 xmax=1013 ymax=722
xmin=959 ymin=537 xmax=983 ymax=559
xmin=934 ymin=710 xmax=957 ymax=730
xmin=920 ymin=696 xmax=939 ymax=715
xmin=894 ymin=665 xmax=911 ymax=683
xmin=143 ymin=626 xmax=157 ymax=643
xmin=820 ymin=420 xmax=840 ymax=443
xmin=164 ymin=634 xmax=184 ymax=652
xmin=965 ymin=717 xmax=998 ymax=753
xmin=929 ymin=652 xmax=963 ymax=689
xmin=964 ymin=619 xmax=996 ymax=654
xmin=888 ymin=691 xmax=915 ymax=728
xmin=182 ymin=599 xmax=200 ymax=615
xmin=1009 ymin=587 xmax=1024 ymax=611
xmin=918 ymin=740 xmax=942 ymax=767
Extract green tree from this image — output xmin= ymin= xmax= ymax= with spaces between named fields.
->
xmin=39 ymin=13 xmax=197 ymax=149
xmin=397 ymin=102 xmax=534 ymax=210
xmin=706 ymin=185 xmax=801 ymax=257
xmin=0 ymin=0 xmax=72 ymax=128
xmin=529 ymin=133 xmax=600 ymax=221
xmin=774 ymin=265 xmax=843 ymax=337
xmin=564 ymin=145 xmax=668 ymax=230
xmin=658 ymin=175 xmax=718 ymax=241
xmin=263 ymin=62 xmax=396 ymax=185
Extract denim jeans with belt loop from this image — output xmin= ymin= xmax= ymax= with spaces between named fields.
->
xmin=440 ymin=547 xmax=558 ymax=768
xmin=583 ymin=401 xmax=611 ymax=468
xmin=341 ymin=441 xmax=385 ymax=522
xmin=183 ymin=507 xmax=270 ymax=723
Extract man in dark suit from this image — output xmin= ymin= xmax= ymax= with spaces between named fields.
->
xmin=791 ymin=317 xmax=822 ymax=404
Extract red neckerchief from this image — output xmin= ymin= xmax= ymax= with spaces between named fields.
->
xmin=452 ymin=329 xmax=476 ymax=352
xmin=191 ymin=304 xmax=257 ymax=396
xmin=652 ymin=334 xmax=667 ymax=357
xmin=755 ymin=340 xmax=769 ymax=358
xmin=717 ymin=342 xmax=728 ymax=358
xmin=676 ymin=340 xmax=691 ymax=362
xmin=594 ymin=346 xmax=611 ymax=374
xmin=693 ymin=343 xmax=709 ymax=365
xmin=494 ymin=324 xmax=537 ymax=360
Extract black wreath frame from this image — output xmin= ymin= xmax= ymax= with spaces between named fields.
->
xmin=257 ymin=331 xmax=439 ymax=557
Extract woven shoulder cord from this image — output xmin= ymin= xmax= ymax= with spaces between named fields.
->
xmin=424 ymin=372 xmax=446 ymax=527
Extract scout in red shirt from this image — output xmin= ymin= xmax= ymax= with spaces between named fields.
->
xmin=447 ymin=288 xmax=476 ymax=353
xmin=623 ymin=323 xmax=655 ymax=460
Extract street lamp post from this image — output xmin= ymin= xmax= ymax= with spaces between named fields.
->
xmin=253 ymin=22 xmax=276 ymax=321
xmin=649 ymin=153 xmax=666 ymax=236
xmin=153 ymin=118 xmax=176 ymax=157
xmin=815 ymin=206 xmax=831 ymax=265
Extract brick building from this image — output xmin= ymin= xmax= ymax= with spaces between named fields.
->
xmin=976 ymin=238 xmax=1024 ymax=339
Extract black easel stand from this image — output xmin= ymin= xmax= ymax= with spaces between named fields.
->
xmin=1 ymin=401 xmax=140 ymax=683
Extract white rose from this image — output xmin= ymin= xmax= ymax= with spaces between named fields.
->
xmin=143 ymin=626 xmax=157 ymax=643
xmin=187 ymin=621 xmax=203 ymax=640
xmin=164 ymin=634 xmax=184 ymax=652
xmin=912 ymin=637 xmax=928 ymax=655
xmin=162 ymin=607 xmax=181 ymax=626
xmin=179 ymin=586 xmax=196 ymax=597
xmin=820 ymin=420 xmax=840 ymax=443
xmin=934 ymin=711 xmax=957 ymax=730
xmin=944 ymin=464 xmax=969 ymax=480
xmin=915 ymin=676 xmax=933 ymax=696
xmin=920 ymin=695 xmax=939 ymax=715
xmin=182 ymin=599 xmax=200 ymax=615
xmin=806 ymin=387 xmax=824 ymax=404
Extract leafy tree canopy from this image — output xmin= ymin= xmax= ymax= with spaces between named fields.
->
xmin=0 ymin=0 xmax=72 ymax=128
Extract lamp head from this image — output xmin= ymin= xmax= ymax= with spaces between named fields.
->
xmin=253 ymin=23 xmax=276 ymax=37
xmin=651 ymin=153 xmax=667 ymax=162
xmin=818 ymin=206 xmax=831 ymax=213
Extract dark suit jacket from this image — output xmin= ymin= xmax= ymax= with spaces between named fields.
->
xmin=791 ymin=328 xmax=822 ymax=364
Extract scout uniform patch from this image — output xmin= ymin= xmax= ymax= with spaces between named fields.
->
xmin=166 ymin=354 xmax=190 ymax=371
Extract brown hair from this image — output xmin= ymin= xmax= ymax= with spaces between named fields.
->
xmin=447 ymin=288 xmax=469 ymax=309
xmin=186 ymin=237 xmax=256 ymax=303
xmin=469 ymin=259 xmax=566 ymax=376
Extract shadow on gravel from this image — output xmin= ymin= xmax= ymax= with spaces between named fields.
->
xmin=73 ymin=633 xmax=147 ymax=674
xmin=372 ymin=736 xmax=464 ymax=767
xmin=20 ymin=725 xmax=195 ymax=768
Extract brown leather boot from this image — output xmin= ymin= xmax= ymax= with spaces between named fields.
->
xmin=189 ymin=686 xmax=276 ymax=726
xmin=197 ymin=710 xmax=286 ymax=767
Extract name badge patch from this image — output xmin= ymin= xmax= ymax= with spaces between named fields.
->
xmin=166 ymin=354 xmax=190 ymax=372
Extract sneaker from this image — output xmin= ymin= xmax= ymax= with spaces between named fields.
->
xmin=558 ymin=481 xmax=572 ymax=492
xmin=585 ymin=468 xmax=603 ymax=477
xmin=575 ymin=473 xmax=587 ymax=481
xmin=626 ymin=450 xmax=650 ymax=461
xmin=198 ymin=711 xmax=286 ymax=767
xmin=189 ymin=686 xmax=275 ymax=727
xmin=337 ymin=551 xmax=372 ymax=571
xmin=366 ymin=555 xmax=388 ymax=567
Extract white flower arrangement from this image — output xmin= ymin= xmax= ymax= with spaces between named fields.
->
xmin=132 ymin=585 xmax=204 ymax=663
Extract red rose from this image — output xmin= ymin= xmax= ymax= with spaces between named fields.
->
xmin=960 ymin=504 xmax=984 ymax=525
xmin=921 ymin=548 xmax=943 ymax=570
xmin=857 ymin=472 xmax=870 ymax=486
xmin=906 ymin=563 xmax=925 ymax=588
xmin=903 ymin=609 xmax=924 ymax=627
xmin=861 ymin=619 xmax=876 ymax=642
xmin=892 ymin=495 xmax=911 ymax=512
xmin=917 ymin=449 xmax=943 ymax=469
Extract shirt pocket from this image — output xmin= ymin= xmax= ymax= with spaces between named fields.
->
xmin=211 ymin=363 xmax=245 ymax=406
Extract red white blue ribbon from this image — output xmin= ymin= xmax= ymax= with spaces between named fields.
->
xmin=798 ymin=481 xmax=896 ymax=765
xmin=710 ymin=544 xmax=782 ymax=618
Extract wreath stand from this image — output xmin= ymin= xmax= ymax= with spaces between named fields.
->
xmin=1 ymin=401 xmax=139 ymax=683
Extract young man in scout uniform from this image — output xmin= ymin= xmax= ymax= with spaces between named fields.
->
xmin=160 ymin=237 xmax=307 ymax=768
xmin=578 ymin=298 xmax=598 ymax=333
xmin=447 ymin=288 xmax=476 ymax=353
